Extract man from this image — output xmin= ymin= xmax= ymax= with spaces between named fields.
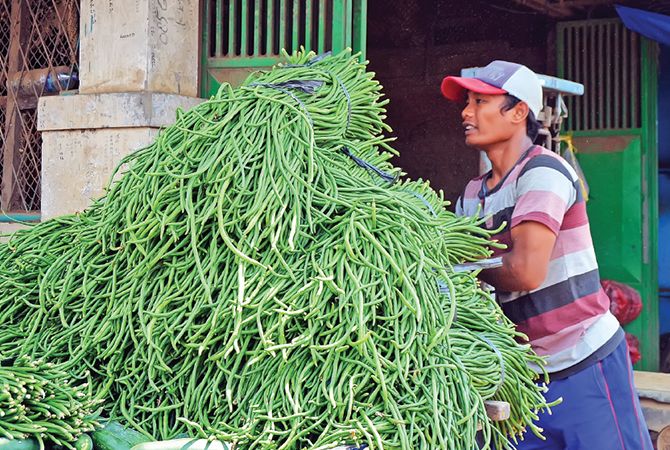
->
xmin=441 ymin=60 xmax=652 ymax=450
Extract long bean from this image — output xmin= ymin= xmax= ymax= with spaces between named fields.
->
xmin=0 ymin=50 xmax=551 ymax=449
xmin=0 ymin=357 xmax=99 ymax=449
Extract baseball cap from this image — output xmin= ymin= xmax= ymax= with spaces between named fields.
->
xmin=441 ymin=60 xmax=543 ymax=117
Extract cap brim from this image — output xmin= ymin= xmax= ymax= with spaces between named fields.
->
xmin=441 ymin=76 xmax=508 ymax=102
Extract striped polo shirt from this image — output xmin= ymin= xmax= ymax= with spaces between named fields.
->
xmin=456 ymin=146 xmax=623 ymax=378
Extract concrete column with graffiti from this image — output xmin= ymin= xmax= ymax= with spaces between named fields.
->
xmin=37 ymin=0 xmax=203 ymax=219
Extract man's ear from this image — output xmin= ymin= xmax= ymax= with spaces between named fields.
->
xmin=511 ymin=102 xmax=530 ymax=124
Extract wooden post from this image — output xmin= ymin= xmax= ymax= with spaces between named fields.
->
xmin=484 ymin=401 xmax=511 ymax=422
xmin=2 ymin=0 xmax=30 ymax=211
xmin=477 ymin=401 xmax=511 ymax=431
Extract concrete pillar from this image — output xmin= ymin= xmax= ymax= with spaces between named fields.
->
xmin=79 ymin=0 xmax=199 ymax=96
xmin=37 ymin=92 xmax=202 ymax=218
xmin=37 ymin=0 xmax=204 ymax=220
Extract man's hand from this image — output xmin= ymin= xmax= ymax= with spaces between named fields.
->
xmin=478 ymin=221 xmax=557 ymax=292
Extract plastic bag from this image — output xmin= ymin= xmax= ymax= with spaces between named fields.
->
xmin=602 ymin=279 xmax=643 ymax=325
xmin=626 ymin=333 xmax=642 ymax=365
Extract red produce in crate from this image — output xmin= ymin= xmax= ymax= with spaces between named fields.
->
xmin=602 ymin=279 xmax=643 ymax=325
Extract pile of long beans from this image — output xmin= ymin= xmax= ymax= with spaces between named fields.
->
xmin=0 ymin=50 xmax=552 ymax=449
xmin=0 ymin=357 xmax=99 ymax=448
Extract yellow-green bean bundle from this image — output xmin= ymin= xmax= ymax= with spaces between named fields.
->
xmin=0 ymin=357 xmax=99 ymax=448
xmin=0 ymin=50 xmax=552 ymax=449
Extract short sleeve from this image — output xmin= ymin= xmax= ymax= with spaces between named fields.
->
xmin=511 ymin=155 xmax=578 ymax=235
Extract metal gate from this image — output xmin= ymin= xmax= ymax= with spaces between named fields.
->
xmin=559 ymin=19 xmax=641 ymax=131
xmin=557 ymin=19 xmax=659 ymax=370
xmin=0 ymin=0 xmax=79 ymax=215
xmin=201 ymin=0 xmax=367 ymax=97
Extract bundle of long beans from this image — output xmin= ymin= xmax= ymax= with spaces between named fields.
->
xmin=0 ymin=357 xmax=99 ymax=448
xmin=0 ymin=50 xmax=552 ymax=449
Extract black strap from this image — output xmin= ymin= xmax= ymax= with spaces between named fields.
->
xmin=340 ymin=147 xmax=397 ymax=185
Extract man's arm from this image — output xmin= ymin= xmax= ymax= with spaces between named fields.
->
xmin=478 ymin=221 xmax=557 ymax=292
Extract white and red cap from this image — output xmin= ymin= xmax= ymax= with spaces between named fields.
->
xmin=441 ymin=60 xmax=543 ymax=117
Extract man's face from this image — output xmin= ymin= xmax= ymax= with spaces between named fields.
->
xmin=460 ymin=91 xmax=516 ymax=149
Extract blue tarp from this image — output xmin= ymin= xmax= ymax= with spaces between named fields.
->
xmin=616 ymin=4 xmax=670 ymax=47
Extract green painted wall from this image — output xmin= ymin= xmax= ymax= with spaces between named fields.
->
xmin=558 ymin=28 xmax=659 ymax=370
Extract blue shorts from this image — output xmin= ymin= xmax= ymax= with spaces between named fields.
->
xmin=516 ymin=339 xmax=653 ymax=450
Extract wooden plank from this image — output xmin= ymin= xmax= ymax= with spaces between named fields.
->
xmin=484 ymin=400 xmax=510 ymax=422
xmin=475 ymin=401 xmax=511 ymax=432
xmin=636 ymin=371 xmax=670 ymax=433
xmin=635 ymin=370 xmax=670 ymax=403
xmin=635 ymin=370 xmax=670 ymax=391
xmin=2 ymin=0 xmax=30 ymax=211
